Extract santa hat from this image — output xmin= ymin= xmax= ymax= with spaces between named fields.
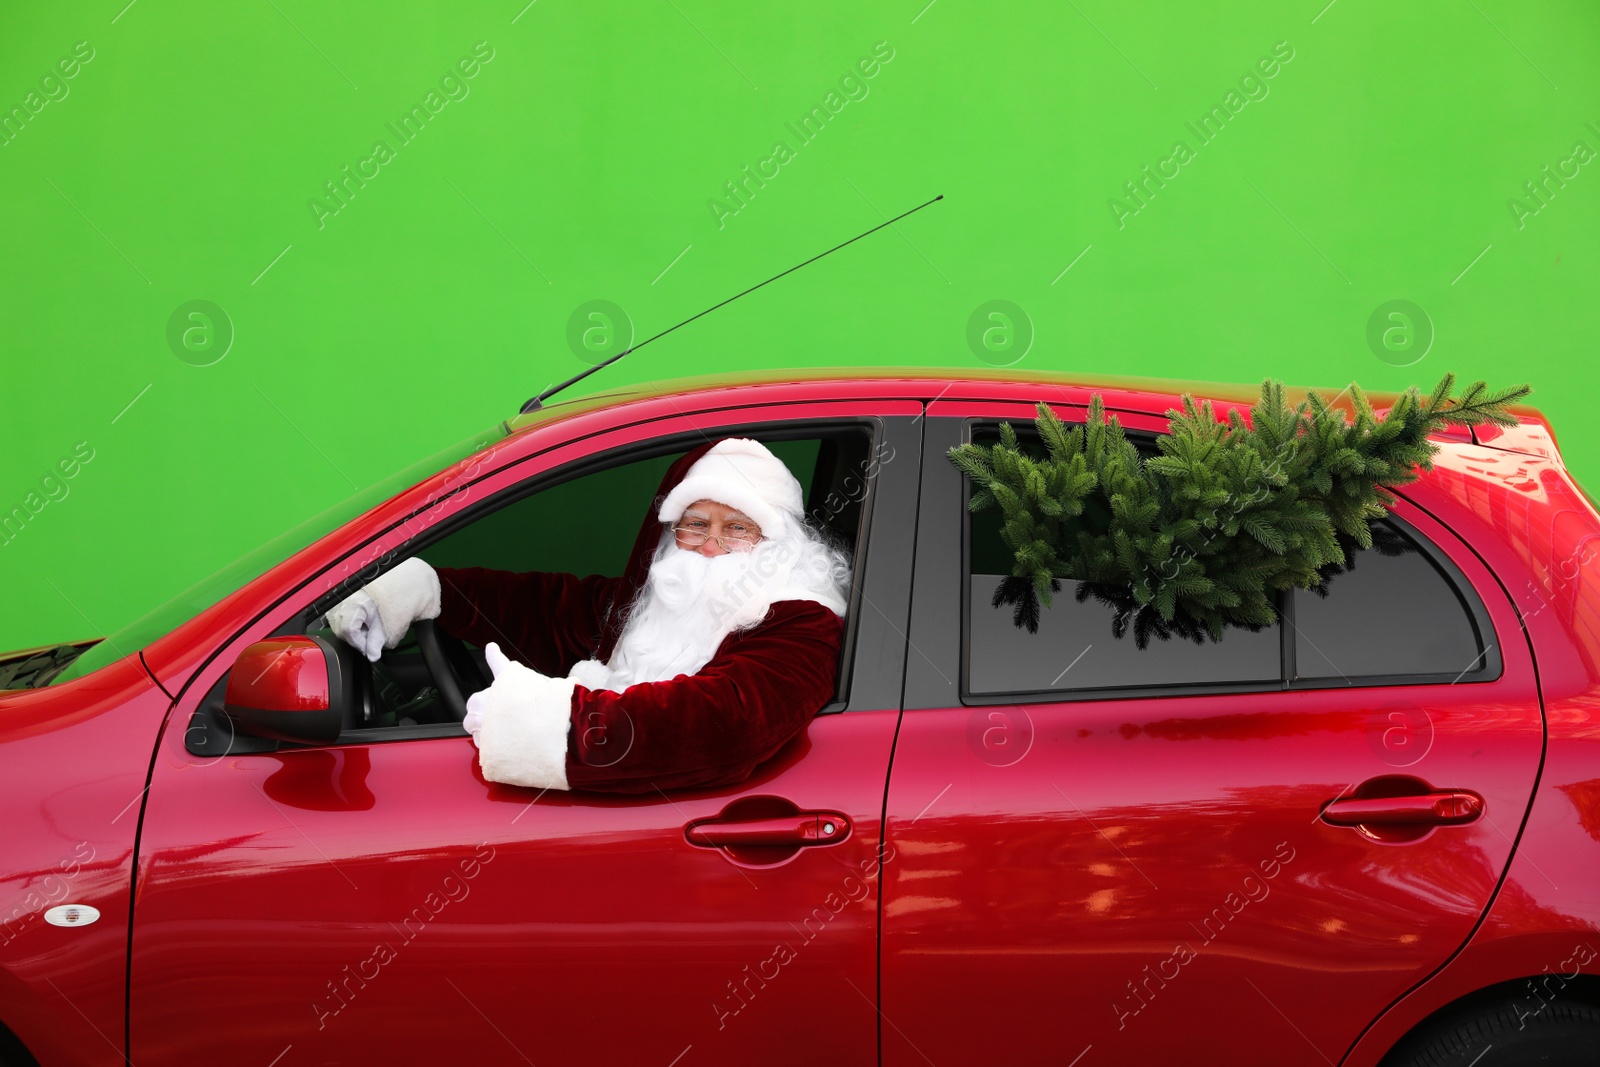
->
xmin=656 ymin=438 xmax=803 ymax=538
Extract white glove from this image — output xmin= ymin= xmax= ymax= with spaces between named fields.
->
xmin=566 ymin=657 xmax=616 ymax=692
xmin=325 ymin=557 xmax=441 ymax=662
xmin=465 ymin=643 xmax=576 ymax=790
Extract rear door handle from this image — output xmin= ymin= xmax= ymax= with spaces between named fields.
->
xmin=1322 ymin=791 xmax=1484 ymax=827
xmin=686 ymin=812 xmax=850 ymax=848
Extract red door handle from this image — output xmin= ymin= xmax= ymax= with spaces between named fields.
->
xmin=1322 ymin=791 xmax=1484 ymax=826
xmin=686 ymin=813 xmax=850 ymax=848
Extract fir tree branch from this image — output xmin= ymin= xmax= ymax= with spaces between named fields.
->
xmin=947 ymin=374 xmax=1532 ymax=636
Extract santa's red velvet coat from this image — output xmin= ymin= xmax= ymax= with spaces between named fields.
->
xmin=434 ymin=441 xmax=845 ymax=794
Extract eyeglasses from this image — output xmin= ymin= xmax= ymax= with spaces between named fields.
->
xmin=672 ymin=525 xmax=761 ymax=552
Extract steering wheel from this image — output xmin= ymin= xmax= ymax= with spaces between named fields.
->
xmin=414 ymin=619 xmax=475 ymax=722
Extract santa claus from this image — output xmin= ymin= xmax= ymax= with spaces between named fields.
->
xmin=326 ymin=438 xmax=853 ymax=794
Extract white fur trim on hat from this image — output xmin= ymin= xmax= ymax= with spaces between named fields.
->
xmin=658 ymin=438 xmax=804 ymax=538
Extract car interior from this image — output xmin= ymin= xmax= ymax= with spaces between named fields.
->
xmin=184 ymin=426 xmax=875 ymax=756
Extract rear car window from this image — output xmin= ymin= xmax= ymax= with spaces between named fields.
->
xmin=1290 ymin=523 xmax=1489 ymax=682
xmin=961 ymin=422 xmax=1496 ymax=699
xmin=967 ymin=573 xmax=1282 ymax=693
xmin=964 ymin=425 xmax=1280 ymax=696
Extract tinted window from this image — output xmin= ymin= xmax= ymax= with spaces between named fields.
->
xmin=419 ymin=438 xmax=825 ymax=578
xmin=964 ymin=426 xmax=1280 ymax=696
xmin=960 ymin=424 xmax=1492 ymax=696
xmin=420 ymin=452 xmax=679 ymax=576
xmin=967 ymin=576 xmax=1282 ymax=693
xmin=1292 ymin=522 xmax=1486 ymax=681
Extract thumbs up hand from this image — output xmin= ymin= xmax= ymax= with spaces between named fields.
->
xmin=463 ymin=642 xmax=577 ymax=791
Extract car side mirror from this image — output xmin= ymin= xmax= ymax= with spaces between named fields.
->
xmin=223 ymin=635 xmax=349 ymax=744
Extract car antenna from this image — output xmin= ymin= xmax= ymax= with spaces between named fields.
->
xmin=519 ymin=193 xmax=944 ymax=414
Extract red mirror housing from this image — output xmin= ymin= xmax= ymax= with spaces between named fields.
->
xmin=223 ymin=636 xmax=345 ymax=744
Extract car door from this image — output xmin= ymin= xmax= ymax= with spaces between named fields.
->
xmin=879 ymin=404 xmax=1544 ymax=1066
xmin=128 ymin=403 xmax=921 ymax=1066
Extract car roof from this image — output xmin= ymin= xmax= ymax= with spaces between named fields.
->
xmin=504 ymin=365 xmax=1448 ymax=433
xmin=119 ymin=364 xmax=1565 ymax=698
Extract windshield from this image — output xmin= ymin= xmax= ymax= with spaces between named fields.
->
xmin=49 ymin=425 xmax=505 ymax=686
xmin=1 ymin=642 xmax=96 ymax=689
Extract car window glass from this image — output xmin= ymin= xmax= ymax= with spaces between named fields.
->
xmin=420 ymin=453 xmax=679 ymax=576
xmin=1292 ymin=522 xmax=1486 ymax=681
xmin=966 ymin=577 xmax=1282 ymax=694
xmin=418 ymin=440 xmax=821 ymax=577
xmin=964 ymin=425 xmax=1281 ymax=696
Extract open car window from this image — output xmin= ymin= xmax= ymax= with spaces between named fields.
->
xmin=415 ymin=439 xmax=824 ymax=577
xmin=184 ymin=428 xmax=871 ymax=755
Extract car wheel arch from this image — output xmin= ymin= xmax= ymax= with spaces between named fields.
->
xmin=1374 ymin=972 xmax=1600 ymax=1065
xmin=0 ymin=1014 xmax=41 ymax=1067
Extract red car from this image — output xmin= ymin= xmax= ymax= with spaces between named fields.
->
xmin=2 ymin=368 xmax=1597 ymax=1067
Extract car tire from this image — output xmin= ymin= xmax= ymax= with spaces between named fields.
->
xmin=1384 ymin=997 xmax=1600 ymax=1066
xmin=0 ymin=1023 xmax=37 ymax=1067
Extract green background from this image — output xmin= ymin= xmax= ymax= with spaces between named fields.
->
xmin=2 ymin=0 xmax=1595 ymax=654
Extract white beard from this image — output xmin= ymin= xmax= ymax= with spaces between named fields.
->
xmin=566 ymin=531 xmax=841 ymax=694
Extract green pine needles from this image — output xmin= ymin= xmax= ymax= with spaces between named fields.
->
xmin=948 ymin=374 xmax=1531 ymax=646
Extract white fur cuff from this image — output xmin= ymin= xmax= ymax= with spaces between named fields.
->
xmin=566 ymin=658 xmax=615 ymax=691
xmin=475 ymin=672 xmax=577 ymax=790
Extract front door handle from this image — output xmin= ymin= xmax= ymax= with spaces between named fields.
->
xmin=686 ymin=812 xmax=851 ymax=848
xmin=1322 ymin=791 xmax=1484 ymax=827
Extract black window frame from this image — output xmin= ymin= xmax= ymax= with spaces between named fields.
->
xmin=955 ymin=417 xmax=1503 ymax=707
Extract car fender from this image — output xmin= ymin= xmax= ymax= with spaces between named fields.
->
xmin=0 ymin=654 xmax=171 ymax=1067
